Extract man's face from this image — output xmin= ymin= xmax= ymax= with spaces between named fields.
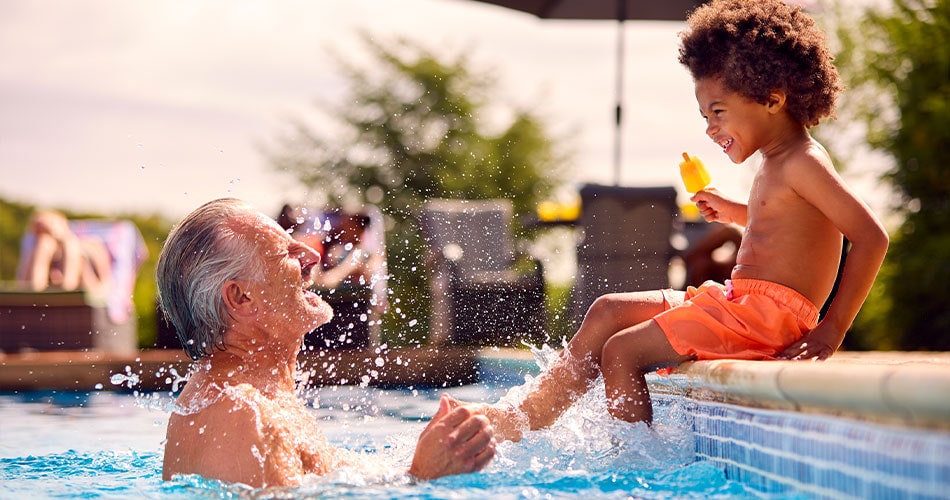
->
xmin=238 ymin=212 xmax=334 ymax=338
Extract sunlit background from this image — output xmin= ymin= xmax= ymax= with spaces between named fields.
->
xmin=0 ymin=0 xmax=889 ymax=220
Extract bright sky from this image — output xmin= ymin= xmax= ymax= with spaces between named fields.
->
xmin=0 ymin=0 xmax=888 ymax=221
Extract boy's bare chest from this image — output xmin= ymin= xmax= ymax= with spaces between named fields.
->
xmin=747 ymin=165 xmax=809 ymax=220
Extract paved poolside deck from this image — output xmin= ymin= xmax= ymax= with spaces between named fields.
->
xmin=0 ymin=346 xmax=479 ymax=392
xmin=479 ymin=348 xmax=950 ymax=430
xmin=650 ymin=351 xmax=950 ymax=431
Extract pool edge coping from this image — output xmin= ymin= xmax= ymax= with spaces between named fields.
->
xmin=477 ymin=349 xmax=950 ymax=431
xmin=648 ymin=352 xmax=950 ymax=431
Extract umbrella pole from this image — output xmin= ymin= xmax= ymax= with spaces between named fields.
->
xmin=613 ymin=3 xmax=626 ymax=186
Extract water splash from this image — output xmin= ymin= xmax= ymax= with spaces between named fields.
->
xmin=109 ymin=366 xmax=140 ymax=389
xmin=154 ymin=364 xmax=189 ymax=393
xmin=479 ymin=343 xmax=695 ymax=475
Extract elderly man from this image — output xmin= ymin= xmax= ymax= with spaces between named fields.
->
xmin=156 ymin=198 xmax=495 ymax=487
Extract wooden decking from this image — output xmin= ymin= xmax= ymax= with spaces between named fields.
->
xmin=0 ymin=346 xmax=479 ymax=392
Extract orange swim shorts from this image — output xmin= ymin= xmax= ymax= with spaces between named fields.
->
xmin=654 ymin=278 xmax=819 ymax=361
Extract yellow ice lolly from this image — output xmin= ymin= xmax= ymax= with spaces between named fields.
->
xmin=679 ymin=152 xmax=711 ymax=193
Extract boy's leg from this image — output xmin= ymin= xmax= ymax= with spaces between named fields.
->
xmin=601 ymin=320 xmax=691 ymax=423
xmin=478 ymin=290 xmax=680 ymax=441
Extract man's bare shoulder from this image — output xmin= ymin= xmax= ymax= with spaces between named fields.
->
xmin=163 ymin=382 xmax=267 ymax=484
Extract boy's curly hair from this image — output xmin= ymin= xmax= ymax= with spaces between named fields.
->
xmin=678 ymin=0 xmax=843 ymax=127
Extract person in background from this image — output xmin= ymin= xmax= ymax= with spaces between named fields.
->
xmin=157 ymin=198 xmax=495 ymax=487
xmin=313 ymin=210 xmax=383 ymax=291
xmin=276 ymin=203 xmax=326 ymax=256
xmin=682 ymin=223 xmax=742 ymax=288
xmin=277 ymin=205 xmax=385 ymax=295
xmin=20 ymin=209 xmax=112 ymax=298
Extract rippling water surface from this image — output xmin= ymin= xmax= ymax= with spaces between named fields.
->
xmin=1 ymin=356 xmax=778 ymax=499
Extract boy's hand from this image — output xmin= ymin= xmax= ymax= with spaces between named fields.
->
xmin=776 ymin=323 xmax=844 ymax=360
xmin=443 ymin=395 xmax=528 ymax=443
xmin=690 ymin=188 xmax=744 ymax=225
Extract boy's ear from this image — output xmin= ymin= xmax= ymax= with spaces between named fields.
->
xmin=766 ymin=90 xmax=787 ymax=114
xmin=223 ymin=280 xmax=256 ymax=318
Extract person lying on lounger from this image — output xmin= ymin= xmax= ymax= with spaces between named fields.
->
xmin=21 ymin=209 xmax=112 ymax=298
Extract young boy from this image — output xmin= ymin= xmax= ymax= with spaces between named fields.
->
xmin=456 ymin=0 xmax=889 ymax=442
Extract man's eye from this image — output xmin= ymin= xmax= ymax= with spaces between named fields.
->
xmin=288 ymin=248 xmax=307 ymax=262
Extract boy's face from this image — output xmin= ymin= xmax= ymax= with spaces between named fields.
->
xmin=695 ymin=77 xmax=773 ymax=164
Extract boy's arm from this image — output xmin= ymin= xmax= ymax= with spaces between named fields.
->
xmin=777 ymin=154 xmax=889 ymax=360
xmin=690 ymin=188 xmax=749 ymax=226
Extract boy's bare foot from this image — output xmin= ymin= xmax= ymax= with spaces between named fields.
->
xmin=444 ymin=395 xmax=529 ymax=443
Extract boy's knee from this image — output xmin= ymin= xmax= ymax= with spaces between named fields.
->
xmin=586 ymin=294 xmax=623 ymax=322
xmin=601 ymin=334 xmax=638 ymax=370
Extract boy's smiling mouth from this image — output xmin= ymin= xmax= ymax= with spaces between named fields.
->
xmin=718 ymin=138 xmax=734 ymax=152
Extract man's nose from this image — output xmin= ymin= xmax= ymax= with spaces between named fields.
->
xmin=298 ymin=243 xmax=321 ymax=268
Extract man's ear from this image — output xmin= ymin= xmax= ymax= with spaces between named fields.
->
xmin=767 ymin=90 xmax=787 ymax=114
xmin=223 ymin=280 xmax=256 ymax=317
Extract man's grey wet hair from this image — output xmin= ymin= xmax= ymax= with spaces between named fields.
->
xmin=156 ymin=198 xmax=266 ymax=360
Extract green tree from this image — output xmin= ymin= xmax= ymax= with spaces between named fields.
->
xmin=0 ymin=198 xmax=35 ymax=282
xmin=268 ymin=34 xmax=569 ymax=345
xmin=832 ymin=0 xmax=950 ymax=350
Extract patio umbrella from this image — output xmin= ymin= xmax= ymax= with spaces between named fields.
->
xmin=468 ymin=0 xmax=709 ymax=185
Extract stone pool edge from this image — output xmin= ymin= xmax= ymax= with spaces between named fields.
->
xmin=645 ymin=351 xmax=950 ymax=431
xmin=477 ymin=348 xmax=950 ymax=431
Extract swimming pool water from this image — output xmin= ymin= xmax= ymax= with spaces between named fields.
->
xmin=0 ymin=382 xmax=777 ymax=499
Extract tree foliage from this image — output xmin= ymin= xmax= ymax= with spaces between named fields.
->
xmin=832 ymin=0 xmax=950 ymax=350
xmin=267 ymin=34 xmax=569 ymax=344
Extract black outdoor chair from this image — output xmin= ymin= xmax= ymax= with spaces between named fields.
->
xmin=571 ymin=184 xmax=679 ymax=327
xmin=421 ymin=199 xmax=546 ymax=347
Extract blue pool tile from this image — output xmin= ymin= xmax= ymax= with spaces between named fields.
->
xmin=653 ymin=395 xmax=950 ymax=499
